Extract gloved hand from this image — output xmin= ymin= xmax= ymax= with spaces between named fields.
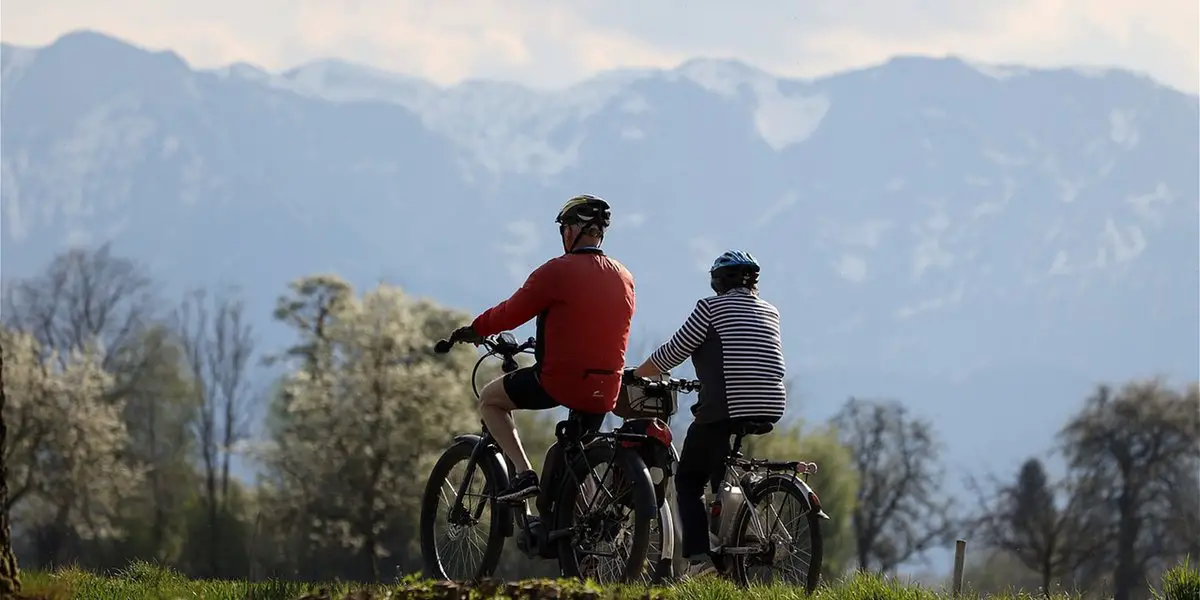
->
xmin=450 ymin=325 xmax=484 ymax=345
xmin=622 ymin=368 xmax=639 ymax=385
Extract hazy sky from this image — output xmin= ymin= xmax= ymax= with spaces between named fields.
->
xmin=3 ymin=0 xmax=1198 ymax=92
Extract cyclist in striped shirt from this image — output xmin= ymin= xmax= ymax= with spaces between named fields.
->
xmin=628 ymin=250 xmax=787 ymax=578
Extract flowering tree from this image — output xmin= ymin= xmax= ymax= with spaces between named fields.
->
xmin=1 ymin=327 xmax=141 ymax=566
xmin=257 ymin=275 xmax=483 ymax=581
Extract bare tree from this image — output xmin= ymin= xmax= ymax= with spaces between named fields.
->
xmin=2 ymin=243 xmax=155 ymax=372
xmin=174 ymin=286 xmax=256 ymax=577
xmin=968 ymin=458 xmax=1108 ymax=596
xmin=1058 ymin=378 xmax=1200 ymax=600
xmin=831 ymin=397 xmax=955 ymax=573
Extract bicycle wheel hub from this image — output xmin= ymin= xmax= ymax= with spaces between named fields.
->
xmin=448 ymin=504 xmax=475 ymax=527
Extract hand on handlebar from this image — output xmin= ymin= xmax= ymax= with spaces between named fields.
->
xmin=451 ymin=325 xmax=484 ymax=345
xmin=433 ymin=325 xmax=483 ymax=354
xmin=433 ymin=329 xmax=536 ymax=355
xmin=623 ymin=369 xmax=701 ymax=393
xmin=622 ymin=368 xmax=639 ymax=386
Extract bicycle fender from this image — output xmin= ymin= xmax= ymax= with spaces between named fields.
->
xmin=746 ymin=473 xmax=831 ymax=520
xmin=616 ymin=447 xmax=660 ymax=519
xmin=454 ymin=434 xmax=516 ymax=537
xmin=789 ymin=475 xmax=832 ymax=520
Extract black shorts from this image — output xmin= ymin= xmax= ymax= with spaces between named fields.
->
xmin=503 ymin=366 xmax=605 ymax=432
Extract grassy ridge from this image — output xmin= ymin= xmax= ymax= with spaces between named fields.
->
xmin=16 ymin=560 xmax=1200 ymax=600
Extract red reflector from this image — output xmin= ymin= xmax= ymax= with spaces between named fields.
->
xmin=620 ymin=441 xmax=639 ymax=448
xmin=647 ymin=420 xmax=673 ymax=445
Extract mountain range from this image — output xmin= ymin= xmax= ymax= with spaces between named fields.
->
xmin=2 ymin=30 xmax=1198 ymax=489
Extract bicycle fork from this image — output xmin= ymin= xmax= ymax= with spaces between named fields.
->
xmin=449 ymin=435 xmax=494 ymax=527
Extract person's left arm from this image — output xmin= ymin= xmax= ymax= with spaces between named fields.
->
xmin=470 ymin=261 xmax=556 ymax=336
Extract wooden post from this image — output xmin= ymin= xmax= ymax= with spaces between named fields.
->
xmin=952 ymin=538 xmax=967 ymax=597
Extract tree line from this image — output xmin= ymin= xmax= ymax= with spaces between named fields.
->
xmin=0 ymin=244 xmax=1196 ymax=600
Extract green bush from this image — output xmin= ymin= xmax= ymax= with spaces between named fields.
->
xmin=1157 ymin=557 xmax=1200 ymax=600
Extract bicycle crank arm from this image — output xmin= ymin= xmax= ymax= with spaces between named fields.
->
xmin=717 ymin=546 xmax=769 ymax=556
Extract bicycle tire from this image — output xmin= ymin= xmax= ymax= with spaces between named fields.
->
xmin=419 ymin=440 xmax=506 ymax=581
xmin=555 ymin=442 xmax=657 ymax=583
xmin=729 ymin=474 xmax=823 ymax=592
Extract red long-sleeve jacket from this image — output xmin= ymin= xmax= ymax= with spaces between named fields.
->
xmin=471 ymin=248 xmax=635 ymax=414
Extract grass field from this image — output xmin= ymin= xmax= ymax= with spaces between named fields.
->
xmin=15 ymin=560 xmax=1200 ymax=600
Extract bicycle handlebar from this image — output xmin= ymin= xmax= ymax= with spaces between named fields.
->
xmin=624 ymin=372 xmax=701 ymax=394
xmin=433 ymin=332 xmax=535 ymax=358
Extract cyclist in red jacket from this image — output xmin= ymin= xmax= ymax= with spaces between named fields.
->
xmin=448 ymin=195 xmax=636 ymax=502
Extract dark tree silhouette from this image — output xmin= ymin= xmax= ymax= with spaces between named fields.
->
xmin=1058 ymin=379 xmax=1200 ymax=600
xmin=969 ymin=458 xmax=1107 ymax=596
xmin=832 ymin=397 xmax=955 ymax=573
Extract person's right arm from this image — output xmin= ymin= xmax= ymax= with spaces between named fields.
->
xmin=470 ymin=261 xmax=557 ymax=336
xmin=633 ymin=299 xmax=711 ymax=377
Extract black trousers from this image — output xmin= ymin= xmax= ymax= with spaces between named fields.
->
xmin=676 ymin=420 xmax=737 ymax=558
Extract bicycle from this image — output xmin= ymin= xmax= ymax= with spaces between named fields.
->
xmin=619 ymin=374 xmax=825 ymax=590
xmin=418 ymin=332 xmax=660 ymax=584
xmin=705 ymin=420 xmax=828 ymax=590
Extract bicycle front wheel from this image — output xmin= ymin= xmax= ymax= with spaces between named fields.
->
xmin=419 ymin=440 xmax=505 ymax=581
xmin=555 ymin=442 xmax=657 ymax=584
xmin=730 ymin=474 xmax=823 ymax=592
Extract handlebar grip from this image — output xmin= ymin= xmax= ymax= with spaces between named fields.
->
xmin=433 ymin=339 xmax=453 ymax=354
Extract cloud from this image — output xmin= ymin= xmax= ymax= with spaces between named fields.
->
xmin=688 ymin=236 xmax=721 ymax=272
xmin=2 ymin=0 xmax=1195 ymax=91
xmin=499 ymin=220 xmax=539 ymax=256
xmin=896 ymin=285 xmax=965 ymax=319
xmin=836 ymin=255 xmax=868 ymax=283
xmin=1 ymin=0 xmax=683 ymax=87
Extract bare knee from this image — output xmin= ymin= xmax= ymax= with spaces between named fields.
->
xmin=479 ymin=377 xmax=515 ymax=411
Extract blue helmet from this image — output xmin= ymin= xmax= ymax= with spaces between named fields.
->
xmin=710 ymin=250 xmax=761 ymax=294
xmin=710 ymin=250 xmax=760 ymax=274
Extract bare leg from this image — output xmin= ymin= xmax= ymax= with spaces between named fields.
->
xmin=478 ymin=376 xmax=534 ymax=474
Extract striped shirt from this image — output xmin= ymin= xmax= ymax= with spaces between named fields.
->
xmin=649 ymin=288 xmax=787 ymax=424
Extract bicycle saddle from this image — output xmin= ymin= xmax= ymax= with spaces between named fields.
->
xmin=731 ymin=421 xmax=774 ymax=436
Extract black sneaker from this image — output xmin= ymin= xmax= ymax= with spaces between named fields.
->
xmin=497 ymin=470 xmax=540 ymax=503
xmin=683 ymin=557 xmax=718 ymax=580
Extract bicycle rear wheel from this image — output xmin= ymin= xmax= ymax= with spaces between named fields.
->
xmin=419 ymin=440 xmax=505 ymax=581
xmin=555 ymin=442 xmax=657 ymax=584
xmin=729 ymin=474 xmax=823 ymax=592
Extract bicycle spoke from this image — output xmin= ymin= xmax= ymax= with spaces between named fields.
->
xmin=742 ymin=487 xmax=813 ymax=585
